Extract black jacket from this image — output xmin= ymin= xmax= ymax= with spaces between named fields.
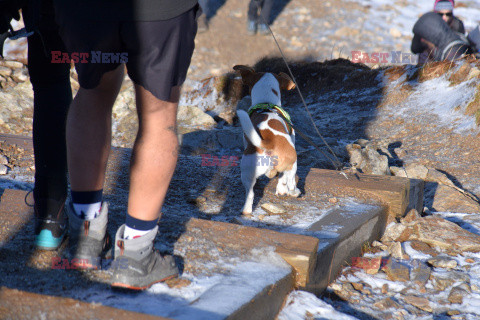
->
xmin=411 ymin=13 xmax=464 ymax=54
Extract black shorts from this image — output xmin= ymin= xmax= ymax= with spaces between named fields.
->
xmin=55 ymin=5 xmax=199 ymax=101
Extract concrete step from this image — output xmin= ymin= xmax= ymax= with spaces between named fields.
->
xmin=0 ymin=136 xmax=424 ymax=319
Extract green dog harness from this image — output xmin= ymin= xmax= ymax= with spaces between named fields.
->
xmin=247 ymin=103 xmax=293 ymax=130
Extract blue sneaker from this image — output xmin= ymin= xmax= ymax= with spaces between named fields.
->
xmin=34 ymin=198 xmax=67 ymax=250
xmin=247 ymin=19 xmax=257 ymax=35
xmin=257 ymin=23 xmax=269 ymax=35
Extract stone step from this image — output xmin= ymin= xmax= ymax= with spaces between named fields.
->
xmin=0 ymin=137 xmax=424 ymax=319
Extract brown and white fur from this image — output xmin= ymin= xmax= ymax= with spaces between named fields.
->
xmin=234 ymin=65 xmax=301 ymax=215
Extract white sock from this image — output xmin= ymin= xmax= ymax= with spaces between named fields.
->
xmin=123 ymin=225 xmax=153 ymax=240
xmin=73 ymin=202 xmax=102 ymax=220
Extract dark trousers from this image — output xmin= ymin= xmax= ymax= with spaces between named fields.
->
xmin=25 ymin=0 xmax=71 ymax=216
xmin=248 ymin=0 xmax=274 ymax=24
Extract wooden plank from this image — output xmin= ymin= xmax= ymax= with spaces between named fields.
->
xmin=180 ymin=218 xmax=319 ymax=288
xmin=303 ymin=168 xmax=411 ymax=218
xmin=0 ymin=287 xmax=170 ymax=320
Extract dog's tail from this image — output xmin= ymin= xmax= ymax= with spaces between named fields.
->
xmin=237 ymin=110 xmax=263 ymax=148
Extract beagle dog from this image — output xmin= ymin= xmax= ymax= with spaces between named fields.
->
xmin=234 ymin=65 xmax=301 ymax=215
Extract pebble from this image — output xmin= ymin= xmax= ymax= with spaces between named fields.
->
xmin=260 ymin=203 xmax=286 ymax=215
xmin=0 ymin=155 xmax=8 ymax=165
xmin=0 ymin=165 xmax=8 ymax=175
xmin=427 ymin=257 xmax=458 ymax=269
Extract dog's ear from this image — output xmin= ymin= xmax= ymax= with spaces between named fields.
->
xmin=277 ymin=72 xmax=296 ymax=91
xmin=233 ymin=65 xmax=261 ymax=87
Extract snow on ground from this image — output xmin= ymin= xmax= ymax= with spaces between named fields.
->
xmin=378 ymin=64 xmax=480 ymax=135
xmin=70 ymin=248 xmax=292 ymax=320
xmin=278 ymin=290 xmax=359 ymax=320
xmin=347 ymin=0 xmax=480 ymax=35
xmin=319 ymin=211 xmax=480 ymax=320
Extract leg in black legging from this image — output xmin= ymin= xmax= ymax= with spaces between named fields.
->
xmin=25 ymin=0 xmax=71 ymax=248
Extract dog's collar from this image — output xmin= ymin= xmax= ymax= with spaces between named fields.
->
xmin=247 ymin=103 xmax=293 ymax=127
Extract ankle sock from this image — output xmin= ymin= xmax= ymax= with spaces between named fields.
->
xmin=71 ymin=190 xmax=103 ymax=220
xmin=124 ymin=213 xmax=158 ymax=239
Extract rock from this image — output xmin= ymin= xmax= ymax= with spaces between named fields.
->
xmin=387 ymin=242 xmax=404 ymax=260
xmin=0 ymin=66 xmax=12 ymax=77
xmin=390 ymin=166 xmax=407 ymax=177
xmin=2 ymin=60 xmax=24 ymax=69
xmin=351 ymin=257 xmax=382 ymax=274
xmin=448 ymin=285 xmax=469 ymax=304
xmin=432 ymin=272 xmax=470 ymax=291
xmin=341 ymin=282 xmax=358 ymax=295
xmin=408 ymin=240 xmax=438 ymax=257
xmin=260 ymin=203 xmax=286 ymax=215
xmin=177 ymin=105 xmax=216 ymax=128
xmin=0 ymin=164 xmax=8 ymax=175
xmin=328 ymin=283 xmax=342 ymax=292
xmin=383 ymin=258 xmax=410 ymax=282
xmin=11 ymin=69 xmax=27 ymax=82
xmin=389 ymin=28 xmax=402 ymax=38
xmin=467 ymin=67 xmax=480 ymax=80
xmin=381 ymin=223 xmax=406 ymax=242
xmin=427 ymin=256 xmax=458 ymax=269
xmin=346 ymin=142 xmax=390 ymax=176
xmin=408 ymin=216 xmax=480 ymax=253
xmin=426 ymin=168 xmax=456 ymax=187
xmin=372 ymin=240 xmax=388 ymax=251
xmin=432 ymin=276 xmax=455 ymax=291
xmin=381 ymin=283 xmax=389 ymax=294
xmin=373 ymin=297 xmax=402 ymax=310
xmin=400 ymin=209 xmax=421 ymax=224
xmin=351 ymin=282 xmax=363 ymax=292
xmin=404 ymin=164 xmax=429 ymax=180
xmin=447 ymin=310 xmax=461 ymax=316
xmin=0 ymin=155 xmax=8 ymax=165
xmin=431 ymin=184 xmax=480 ymax=214
xmin=410 ymin=259 xmax=431 ymax=286
xmin=403 ymin=295 xmax=433 ymax=312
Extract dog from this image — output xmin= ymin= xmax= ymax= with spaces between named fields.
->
xmin=234 ymin=65 xmax=301 ymax=215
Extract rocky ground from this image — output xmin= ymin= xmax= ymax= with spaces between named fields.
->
xmin=1 ymin=0 xmax=480 ymax=318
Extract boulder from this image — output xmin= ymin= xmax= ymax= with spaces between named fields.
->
xmin=430 ymin=184 xmax=480 ymax=214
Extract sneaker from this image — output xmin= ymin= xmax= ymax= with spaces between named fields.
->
xmin=247 ymin=19 xmax=257 ymax=35
xmin=111 ymin=224 xmax=178 ymax=290
xmin=198 ymin=14 xmax=209 ymax=33
xmin=257 ymin=23 xmax=269 ymax=35
xmin=34 ymin=197 xmax=67 ymax=250
xmin=65 ymin=201 xmax=111 ymax=270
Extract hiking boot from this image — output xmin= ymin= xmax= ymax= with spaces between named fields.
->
xmin=65 ymin=201 xmax=111 ymax=270
xmin=247 ymin=19 xmax=257 ymax=35
xmin=34 ymin=197 xmax=67 ymax=250
xmin=257 ymin=23 xmax=269 ymax=35
xmin=111 ymin=224 xmax=178 ymax=290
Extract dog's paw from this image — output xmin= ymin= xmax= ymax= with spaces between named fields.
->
xmin=289 ymin=188 xmax=301 ymax=198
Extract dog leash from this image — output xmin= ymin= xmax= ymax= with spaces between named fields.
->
xmin=252 ymin=2 xmax=347 ymax=176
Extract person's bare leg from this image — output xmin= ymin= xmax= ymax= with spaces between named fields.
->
xmin=127 ymin=85 xmax=181 ymax=221
xmin=66 ymin=65 xmax=124 ymax=191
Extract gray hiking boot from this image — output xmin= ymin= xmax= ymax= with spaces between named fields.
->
xmin=111 ymin=225 xmax=179 ymax=290
xmin=66 ymin=202 xmax=111 ymax=270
